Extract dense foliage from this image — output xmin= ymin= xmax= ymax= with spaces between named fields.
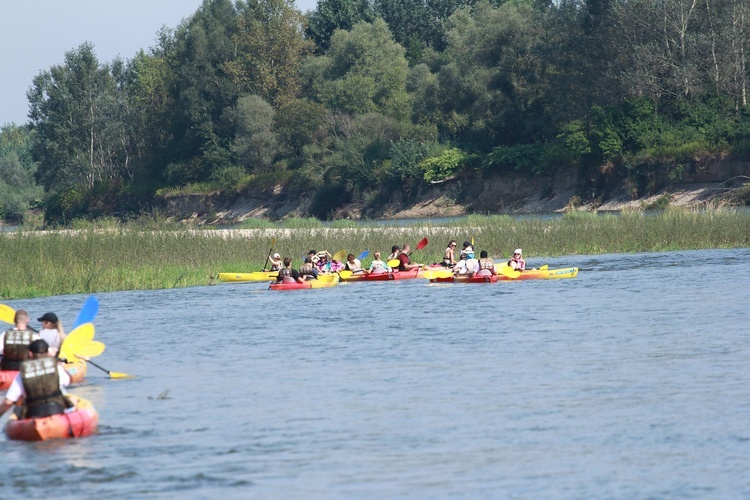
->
xmin=4 ymin=0 xmax=750 ymax=224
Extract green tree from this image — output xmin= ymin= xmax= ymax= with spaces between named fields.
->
xmin=0 ymin=125 xmax=43 ymax=223
xmin=233 ymin=94 xmax=279 ymax=171
xmin=306 ymin=0 xmax=375 ymax=52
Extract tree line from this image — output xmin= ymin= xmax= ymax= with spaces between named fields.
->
xmin=2 ymin=0 xmax=749 ymax=224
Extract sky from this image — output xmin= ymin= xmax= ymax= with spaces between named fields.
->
xmin=0 ymin=0 xmax=318 ymax=127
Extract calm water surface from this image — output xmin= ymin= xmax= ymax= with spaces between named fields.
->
xmin=3 ymin=249 xmax=749 ymax=498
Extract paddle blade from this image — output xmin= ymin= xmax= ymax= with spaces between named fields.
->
xmin=416 ymin=238 xmax=428 ymax=250
xmin=0 ymin=304 xmax=15 ymax=324
xmin=539 ymin=264 xmax=548 ymax=270
xmin=76 ymin=340 xmax=105 ymax=358
xmin=271 ymin=236 xmax=277 ymax=247
xmin=357 ymin=250 xmax=369 ymax=261
xmin=72 ymin=295 xmax=99 ymax=329
xmin=423 ymin=270 xmax=453 ymax=279
xmin=110 ymin=371 xmax=135 ymax=379
xmin=499 ymin=266 xmax=521 ymax=279
xmin=332 ymin=250 xmax=347 ymax=262
xmin=338 ymin=270 xmax=353 ymax=279
xmin=387 ymin=259 xmax=400 ymax=268
xmin=59 ymin=323 xmax=96 ymax=363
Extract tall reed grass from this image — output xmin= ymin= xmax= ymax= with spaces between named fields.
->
xmin=0 ymin=207 xmax=747 ymax=298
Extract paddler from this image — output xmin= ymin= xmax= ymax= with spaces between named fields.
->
xmin=276 ymin=257 xmax=304 ymax=283
xmin=299 ymin=256 xmax=318 ymax=280
xmin=397 ymin=244 xmax=422 ymax=272
xmin=345 ymin=253 xmax=363 ymax=273
xmin=442 ymin=240 xmax=458 ymax=267
xmin=0 ymin=339 xmax=72 ymax=419
xmin=366 ymin=252 xmax=391 ymax=274
xmin=0 ymin=309 xmax=40 ymax=371
xmin=268 ymin=253 xmax=283 ymax=272
xmin=475 ymin=250 xmax=497 ymax=277
xmin=508 ymin=248 xmax=526 ymax=271
xmin=37 ymin=312 xmax=66 ymax=354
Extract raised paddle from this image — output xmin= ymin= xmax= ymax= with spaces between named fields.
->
xmin=84 ymin=358 xmax=134 ymax=379
xmin=59 ymin=323 xmax=96 ymax=363
xmin=75 ymin=340 xmax=105 ymax=359
xmin=261 ymin=236 xmax=277 ymax=271
xmin=72 ymin=295 xmax=99 ymax=329
xmin=357 ymin=250 xmax=369 ymax=261
xmin=416 ymin=238 xmax=429 ymax=251
xmin=332 ymin=249 xmax=347 ymax=262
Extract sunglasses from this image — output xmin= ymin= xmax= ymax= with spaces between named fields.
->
xmin=514 ymin=253 xmax=520 ymax=256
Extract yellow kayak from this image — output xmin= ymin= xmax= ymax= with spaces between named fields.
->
xmin=494 ymin=265 xmax=579 ymax=280
xmin=218 ymin=271 xmax=278 ymax=282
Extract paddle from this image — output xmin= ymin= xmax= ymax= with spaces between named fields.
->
xmin=332 ymin=250 xmax=347 ymax=262
xmin=338 ymin=270 xmax=352 ymax=279
xmin=262 ymin=236 xmax=277 ymax=271
xmin=59 ymin=323 xmax=96 ymax=363
xmin=423 ymin=269 xmax=453 ymax=280
xmin=387 ymin=259 xmax=400 ymax=268
xmin=75 ymin=340 xmax=105 ymax=359
xmin=539 ymin=265 xmax=548 ymax=270
xmin=357 ymin=250 xmax=369 ymax=261
xmin=84 ymin=358 xmax=134 ymax=379
xmin=416 ymin=238 xmax=428 ymax=251
xmin=0 ymin=304 xmax=15 ymax=324
xmin=72 ymin=295 xmax=99 ymax=329
xmin=499 ymin=266 xmax=521 ymax=279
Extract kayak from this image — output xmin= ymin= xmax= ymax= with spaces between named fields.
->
xmin=495 ymin=265 xmax=579 ymax=280
xmin=218 ymin=271 xmax=278 ymax=283
xmin=0 ymin=360 xmax=87 ymax=391
xmin=269 ymin=274 xmax=340 ymax=290
xmin=5 ymin=394 xmax=99 ymax=441
xmin=430 ymin=274 xmax=498 ymax=283
xmin=340 ymin=268 xmax=421 ymax=282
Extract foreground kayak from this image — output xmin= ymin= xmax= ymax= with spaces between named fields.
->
xmin=5 ymin=394 xmax=98 ymax=441
xmin=218 ymin=271 xmax=278 ymax=283
xmin=339 ymin=268 xmax=421 ymax=282
xmin=269 ymin=274 xmax=340 ymax=290
xmin=495 ymin=266 xmax=579 ymax=280
xmin=1 ymin=360 xmax=87 ymax=391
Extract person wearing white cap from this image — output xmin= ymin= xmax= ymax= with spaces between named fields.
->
xmin=269 ymin=252 xmax=283 ymax=272
xmin=508 ymin=248 xmax=526 ymax=271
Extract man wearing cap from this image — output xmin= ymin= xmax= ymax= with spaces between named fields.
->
xmin=38 ymin=311 xmax=66 ymax=352
xmin=0 ymin=339 xmax=71 ymax=419
xmin=508 ymin=248 xmax=526 ymax=270
xmin=0 ymin=309 xmax=40 ymax=371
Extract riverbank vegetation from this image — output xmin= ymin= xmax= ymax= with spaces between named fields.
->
xmin=0 ymin=209 xmax=748 ymax=299
xmin=2 ymin=0 xmax=750 ymax=226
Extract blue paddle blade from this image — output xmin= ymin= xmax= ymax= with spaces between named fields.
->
xmin=357 ymin=250 xmax=369 ymax=261
xmin=72 ymin=296 xmax=99 ymax=329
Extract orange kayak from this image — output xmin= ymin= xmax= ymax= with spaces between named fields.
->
xmin=5 ymin=394 xmax=99 ymax=441
xmin=0 ymin=360 xmax=87 ymax=390
xmin=340 ymin=268 xmax=421 ymax=282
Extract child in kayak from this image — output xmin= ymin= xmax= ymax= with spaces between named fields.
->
xmin=366 ymin=252 xmax=391 ymax=274
xmin=269 ymin=253 xmax=283 ymax=272
xmin=508 ymin=248 xmax=526 ymax=270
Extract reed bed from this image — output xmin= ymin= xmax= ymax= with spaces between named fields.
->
xmin=0 ymin=207 xmax=747 ymax=298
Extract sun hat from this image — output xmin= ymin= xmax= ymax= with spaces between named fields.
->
xmin=514 ymin=249 xmax=522 ymax=255
xmin=273 ymin=252 xmax=280 ymax=258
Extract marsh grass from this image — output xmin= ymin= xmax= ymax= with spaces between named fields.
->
xmin=1 ymin=207 xmax=748 ymax=298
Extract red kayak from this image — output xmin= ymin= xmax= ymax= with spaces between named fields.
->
xmin=340 ymin=268 xmax=420 ymax=282
xmin=430 ymin=274 xmax=498 ymax=283
xmin=5 ymin=394 xmax=98 ymax=441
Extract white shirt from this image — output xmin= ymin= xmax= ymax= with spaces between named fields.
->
xmin=347 ymin=259 xmax=362 ymax=272
xmin=39 ymin=328 xmax=63 ymax=349
xmin=5 ymin=365 xmax=71 ymax=403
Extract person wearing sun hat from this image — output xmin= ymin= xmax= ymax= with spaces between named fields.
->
xmin=508 ymin=248 xmax=526 ymax=271
xmin=269 ymin=252 xmax=283 ymax=272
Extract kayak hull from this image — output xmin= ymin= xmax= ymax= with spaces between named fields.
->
xmin=5 ymin=394 xmax=98 ymax=441
xmin=340 ymin=268 xmax=420 ymax=282
xmin=431 ymin=274 xmax=498 ymax=283
xmin=495 ymin=266 xmax=579 ymax=280
xmin=219 ymin=271 xmax=277 ymax=283
xmin=269 ymin=274 xmax=340 ymax=290
xmin=0 ymin=360 xmax=87 ymax=390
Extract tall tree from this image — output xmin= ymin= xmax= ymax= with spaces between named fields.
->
xmin=306 ymin=0 xmax=375 ymax=52
xmin=0 ymin=125 xmax=42 ymax=222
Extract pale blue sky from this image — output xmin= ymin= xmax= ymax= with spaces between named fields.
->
xmin=0 ymin=0 xmax=318 ymax=127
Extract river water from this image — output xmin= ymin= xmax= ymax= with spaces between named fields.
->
xmin=2 ymin=248 xmax=749 ymax=498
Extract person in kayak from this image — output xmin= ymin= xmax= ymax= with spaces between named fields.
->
xmin=459 ymin=241 xmax=475 ymax=260
xmin=397 ymin=244 xmax=422 ymax=271
xmin=476 ymin=250 xmax=497 ymax=276
xmin=37 ymin=312 xmax=66 ymax=354
xmin=387 ymin=245 xmax=400 ymax=261
xmin=442 ymin=240 xmax=457 ymax=267
xmin=269 ymin=253 xmax=283 ymax=272
xmin=314 ymin=250 xmax=332 ymax=273
xmin=345 ymin=253 xmax=363 ymax=273
xmin=0 ymin=339 xmax=72 ymax=419
xmin=299 ymin=256 xmax=318 ymax=280
xmin=366 ymin=252 xmax=391 ymax=274
xmin=276 ymin=257 xmax=304 ymax=283
xmin=0 ymin=310 xmax=40 ymax=371
xmin=508 ymin=248 xmax=526 ymax=271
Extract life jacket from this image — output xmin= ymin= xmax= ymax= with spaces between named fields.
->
xmin=479 ymin=258 xmax=495 ymax=270
xmin=20 ymin=357 xmax=68 ymax=418
xmin=509 ymin=257 xmax=525 ymax=270
xmin=465 ymin=258 xmax=479 ymax=273
xmin=300 ymin=262 xmax=316 ymax=277
xmin=278 ymin=267 xmax=293 ymax=281
xmin=443 ymin=247 xmax=454 ymax=266
xmin=270 ymin=263 xmax=282 ymax=271
xmin=1 ymin=330 xmax=38 ymax=371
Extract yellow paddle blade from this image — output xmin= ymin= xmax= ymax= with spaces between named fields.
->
xmin=332 ymin=250 xmax=347 ymax=262
xmin=499 ymin=266 xmax=521 ymax=279
xmin=76 ymin=340 xmax=105 ymax=358
xmin=539 ymin=264 xmax=548 ymax=270
xmin=110 ymin=371 xmax=135 ymax=379
xmin=423 ymin=270 xmax=453 ymax=279
xmin=338 ymin=270 xmax=353 ymax=279
xmin=59 ymin=323 xmax=95 ymax=363
xmin=0 ymin=304 xmax=16 ymax=324
xmin=387 ymin=259 xmax=400 ymax=268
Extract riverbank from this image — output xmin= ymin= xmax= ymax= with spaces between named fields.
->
xmin=1 ymin=209 xmax=748 ymax=299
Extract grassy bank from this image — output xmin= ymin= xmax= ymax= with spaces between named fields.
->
xmin=0 ymin=208 xmax=748 ymax=298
